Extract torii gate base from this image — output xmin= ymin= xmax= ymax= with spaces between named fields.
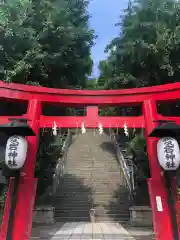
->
xmin=0 ymin=81 xmax=180 ymax=240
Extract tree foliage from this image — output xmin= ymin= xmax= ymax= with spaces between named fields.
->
xmin=95 ymin=1 xmax=180 ymax=204
xmin=0 ymin=0 xmax=95 ymax=88
xmin=86 ymin=77 xmax=98 ymax=89
xmin=35 ymin=129 xmax=67 ymax=196
xmin=0 ymin=0 xmax=95 ymax=202
xmin=97 ymin=0 xmax=180 ymax=89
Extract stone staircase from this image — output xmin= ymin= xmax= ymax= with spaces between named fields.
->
xmin=54 ymin=129 xmax=130 ymax=222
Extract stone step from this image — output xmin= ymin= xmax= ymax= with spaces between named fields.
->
xmin=54 ymin=198 xmax=129 ymax=203
xmin=57 ymin=190 xmax=121 ymax=195
xmin=65 ymin=167 xmax=120 ymax=169
xmin=67 ymin=153 xmax=117 ymax=156
xmin=66 ymin=170 xmax=119 ymax=173
xmin=61 ymin=174 xmax=121 ymax=178
xmin=54 ymin=194 xmax=127 ymax=200
xmin=55 ymin=200 xmax=128 ymax=205
xmin=55 ymin=189 xmax=129 ymax=195
xmin=62 ymin=173 xmax=121 ymax=176
xmin=54 ymin=204 xmax=91 ymax=209
xmin=65 ymin=164 xmax=119 ymax=168
xmin=66 ymin=159 xmax=118 ymax=162
xmin=59 ymin=184 xmax=121 ymax=187
xmin=66 ymin=168 xmax=119 ymax=170
xmin=65 ymin=170 xmax=120 ymax=173
xmin=58 ymin=183 xmax=121 ymax=187
xmin=56 ymin=190 xmax=128 ymax=196
xmin=94 ymin=198 xmax=130 ymax=204
xmin=55 ymin=213 xmax=130 ymax=220
xmin=55 ymin=200 xmax=129 ymax=205
xmin=55 ymin=191 xmax=128 ymax=195
xmin=55 ymin=209 xmax=90 ymax=213
xmin=58 ymin=188 xmax=122 ymax=193
xmin=95 ymin=215 xmax=129 ymax=222
xmin=66 ymin=162 xmax=118 ymax=165
xmin=54 ymin=132 xmax=130 ymax=222
xmin=55 ymin=197 xmax=125 ymax=202
xmin=55 ymin=204 xmax=92 ymax=209
xmin=54 ymin=211 xmax=129 ymax=220
xmin=54 ymin=213 xmax=90 ymax=218
xmin=54 ymin=199 xmax=91 ymax=204
xmin=55 ymin=198 xmax=129 ymax=204
xmin=61 ymin=175 xmax=121 ymax=179
xmin=61 ymin=179 xmax=121 ymax=183
xmin=54 ymin=199 xmax=128 ymax=205
xmin=66 ymin=170 xmax=120 ymax=173
xmin=59 ymin=180 xmax=120 ymax=184
xmin=65 ymin=171 xmax=120 ymax=174
xmin=61 ymin=180 xmax=121 ymax=184
xmin=65 ymin=166 xmax=109 ymax=168
xmin=59 ymin=184 xmax=119 ymax=188
xmin=60 ymin=179 xmax=121 ymax=182
xmin=55 ymin=206 xmax=130 ymax=213
xmin=60 ymin=183 xmax=125 ymax=187
xmin=57 ymin=189 xmax=128 ymax=198
xmin=55 ymin=216 xmax=90 ymax=222
xmin=63 ymin=174 xmax=120 ymax=177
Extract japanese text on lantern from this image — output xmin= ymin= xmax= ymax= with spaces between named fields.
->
xmin=8 ymin=136 xmax=20 ymax=167
xmin=163 ymin=137 xmax=175 ymax=169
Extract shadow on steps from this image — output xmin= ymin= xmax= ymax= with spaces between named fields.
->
xmin=54 ymin=173 xmax=93 ymax=222
xmin=99 ymin=141 xmax=117 ymax=156
xmin=105 ymin=186 xmax=131 ymax=223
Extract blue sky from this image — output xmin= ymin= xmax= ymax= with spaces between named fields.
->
xmin=88 ymin=0 xmax=128 ymax=77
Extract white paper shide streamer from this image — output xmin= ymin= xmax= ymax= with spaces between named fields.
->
xmin=81 ymin=122 xmax=86 ymax=134
xmin=52 ymin=121 xmax=57 ymax=136
xmin=98 ymin=123 xmax=103 ymax=135
xmin=123 ymin=122 xmax=129 ymax=137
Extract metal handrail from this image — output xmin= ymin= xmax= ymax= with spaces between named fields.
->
xmin=116 ymin=143 xmax=132 ymax=192
xmin=109 ymin=128 xmax=134 ymax=195
xmin=52 ymin=129 xmax=72 ymax=195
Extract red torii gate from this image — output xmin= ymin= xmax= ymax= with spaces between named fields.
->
xmin=0 ymin=80 xmax=180 ymax=239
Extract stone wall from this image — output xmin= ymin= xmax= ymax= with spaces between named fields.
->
xmin=33 ymin=206 xmax=54 ymax=224
xmin=129 ymin=206 xmax=153 ymax=227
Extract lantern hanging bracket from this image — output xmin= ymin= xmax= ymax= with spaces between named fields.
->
xmin=0 ymin=118 xmax=35 ymax=136
xmin=153 ymin=120 xmax=175 ymax=125
xmin=149 ymin=120 xmax=180 ymax=138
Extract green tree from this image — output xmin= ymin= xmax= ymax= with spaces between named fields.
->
xmin=98 ymin=0 xmax=180 ymax=89
xmin=0 ymin=0 xmax=95 ymax=88
xmin=97 ymin=0 xmax=180 ymax=204
xmin=86 ymin=77 xmax=97 ymax=89
xmin=97 ymin=60 xmax=114 ymax=88
xmin=0 ymin=0 xmax=95 ymax=204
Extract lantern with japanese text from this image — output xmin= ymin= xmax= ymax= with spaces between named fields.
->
xmin=5 ymin=135 xmax=28 ymax=170
xmin=149 ymin=121 xmax=180 ymax=171
xmin=157 ymin=137 xmax=180 ymax=171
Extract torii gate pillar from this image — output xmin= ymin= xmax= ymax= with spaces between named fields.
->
xmin=11 ymin=99 xmax=41 ymax=240
xmin=144 ymin=100 xmax=175 ymax=240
